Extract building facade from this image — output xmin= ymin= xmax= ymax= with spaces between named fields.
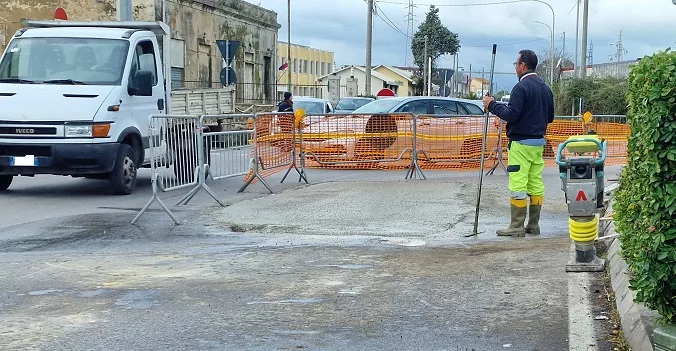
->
xmin=276 ymin=42 xmax=334 ymax=100
xmin=373 ymin=65 xmax=416 ymax=96
xmin=560 ymin=59 xmax=640 ymax=80
xmin=0 ymin=0 xmax=279 ymax=103
xmin=317 ymin=65 xmax=402 ymax=98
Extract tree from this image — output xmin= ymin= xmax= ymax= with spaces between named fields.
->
xmin=411 ymin=5 xmax=460 ymax=92
xmin=555 ymin=77 xmax=628 ymax=115
xmin=495 ymin=90 xmax=510 ymax=100
xmin=536 ymin=46 xmax=574 ymax=85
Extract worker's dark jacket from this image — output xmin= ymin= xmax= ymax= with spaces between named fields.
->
xmin=278 ymin=101 xmax=293 ymax=112
xmin=488 ymin=72 xmax=554 ymax=141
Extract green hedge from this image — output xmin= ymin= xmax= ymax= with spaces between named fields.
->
xmin=555 ymin=77 xmax=628 ymax=115
xmin=614 ymin=49 xmax=676 ymax=324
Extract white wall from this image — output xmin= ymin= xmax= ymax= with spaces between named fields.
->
xmin=318 ymin=69 xmax=388 ymax=98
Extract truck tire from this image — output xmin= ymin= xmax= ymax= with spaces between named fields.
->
xmin=0 ymin=175 xmax=12 ymax=191
xmin=109 ymin=144 xmax=137 ymax=195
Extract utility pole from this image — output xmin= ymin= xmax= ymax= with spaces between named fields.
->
xmin=287 ymin=0 xmax=292 ymax=92
xmin=468 ymin=63 xmax=472 ymax=96
xmin=481 ymin=67 xmax=485 ymax=95
xmin=365 ymin=0 xmax=373 ymax=96
xmin=423 ymin=35 xmax=428 ymax=95
xmin=580 ymin=0 xmax=589 ymax=77
xmin=451 ymin=54 xmax=456 ymax=97
xmin=454 ymin=53 xmax=459 ymax=97
xmin=560 ymin=31 xmax=565 ymax=80
xmin=428 ymin=56 xmax=432 ymax=96
xmin=575 ymin=0 xmax=580 ymax=77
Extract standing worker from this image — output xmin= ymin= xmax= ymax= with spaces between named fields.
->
xmin=278 ymin=92 xmax=294 ymax=112
xmin=483 ymin=49 xmax=554 ymax=237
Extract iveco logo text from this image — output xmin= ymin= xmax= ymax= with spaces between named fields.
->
xmin=15 ymin=128 xmax=35 ymax=134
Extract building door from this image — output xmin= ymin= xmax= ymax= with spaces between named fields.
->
xmin=263 ymin=56 xmax=272 ymax=103
xmin=198 ymin=44 xmax=211 ymax=88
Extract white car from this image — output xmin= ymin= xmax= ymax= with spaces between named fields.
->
xmin=274 ymin=96 xmax=334 ymax=114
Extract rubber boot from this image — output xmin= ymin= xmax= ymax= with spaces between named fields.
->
xmin=496 ymin=204 xmax=527 ymax=237
xmin=525 ymin=205 xmax=542 ymax=235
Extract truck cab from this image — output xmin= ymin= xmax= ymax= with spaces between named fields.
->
xmin=0 ymin=21 xmax=171 ymax=194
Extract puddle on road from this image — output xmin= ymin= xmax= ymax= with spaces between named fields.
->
xmin=79 ymin=289 xmax=112 ymax=298
xmin=27 ymin=289 xmax=63 ymax=296
xmin=247 ymin=298 xmax=324 ymax=305
xmin=318 ymin=264 xmax=372 ymax=270
xmin=115 ymin=290 xmax=160 ymax=309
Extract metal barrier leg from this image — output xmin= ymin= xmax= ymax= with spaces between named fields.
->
xmin=486 ymin=123 xmax=508 ymax=176
xmin=281 ymin=150 xmax=308 ymax=184
xmin=238 ymin=157 xmax=274 ymax=193
xmin=177 ymin=166 xmax=226 ymax=208
xmin=132 ymin=173 xmax=180 ymax=225
xmin=405 ymin=152 xmax=426 ymax=180
xmin=176 ymin=166 xmax=202 ymax=206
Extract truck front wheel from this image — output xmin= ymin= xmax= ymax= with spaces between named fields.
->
xmin=109 ymin=144 xmax=137 ymax=195
xmin=0 ymin=175 xmax=13 ymax=191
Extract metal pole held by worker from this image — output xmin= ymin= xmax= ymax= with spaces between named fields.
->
xmin=470 ymin=44 xmax=497 ymax=237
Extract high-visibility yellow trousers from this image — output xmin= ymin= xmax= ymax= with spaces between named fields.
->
xmin=507 ymin=141 xmax=545 ymax=208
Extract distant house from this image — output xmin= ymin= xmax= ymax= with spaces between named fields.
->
xmin=393 ymin=66 xmax=468 ymax=97
xmin=373 ymin=65 xmax=417 ymax=96
xmin=276 ymin=42 xmax=334 ymax=100
xmin=317 ymin=65 xmax=402 ymax=97
xmin=470 ymin=77 xmax=490 ymax=95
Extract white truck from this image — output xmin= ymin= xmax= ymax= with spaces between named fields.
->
xmin=0 ymin=21 xmax=234 ymax=194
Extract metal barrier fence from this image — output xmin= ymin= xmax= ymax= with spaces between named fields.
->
xmin=239 ymin=112 xmax=308 ymax=193
xmin=413 ymin=114 xmax=502 ymax=176
xmin=200 ymin=114 xmax=255 ymax=181
xmin=132 ymin=114 xmax=224 ymax=225
xmin=132 ymin=112 xmax=630 ymax=224
xmin=240 ymin=113 xmax=630 ymax=186
xmin=546 ymin=115 xmax=629 ymax=165
xmin=299 ymin=113 xmax=416 ymax=171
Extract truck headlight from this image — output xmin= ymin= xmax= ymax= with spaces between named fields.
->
xmin=65 ymin=125 xmax=92 ymax=137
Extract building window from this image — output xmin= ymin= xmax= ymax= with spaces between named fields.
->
xmin=170 ymin=38 xmax=185 ymax=88
xmin=293 ymin=59 xmax=298 ymax=73
xmin=171 ymin=67 xmax=184 ymax=89
xmin=316 ymin=62 xmax=320 ymax=76
xmin=304 ymin=60 xmax=308 ymax=74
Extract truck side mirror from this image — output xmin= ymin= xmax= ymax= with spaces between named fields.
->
xmin=128 ymin=71 xmax=153 ymax=96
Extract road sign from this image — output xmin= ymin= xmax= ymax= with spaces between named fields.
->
xmin=376 ymin=88 xmax=395 ymax=99
xmin=216 ymin=40 xmax=240 ymax=86
xmin=54 ymin=7 xmax=68 ymax=20
xmin=220 ymin=67 xmax=237 ymax=86
xmin=216 ymin=40 xmax=240 ymax=65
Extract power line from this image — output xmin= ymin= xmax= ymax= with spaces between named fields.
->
xmin=374 ymin=2 xmax=409 ymax=37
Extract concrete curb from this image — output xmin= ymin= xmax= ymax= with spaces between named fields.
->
xmin=603 ymin=193 xmax=661 ymax=351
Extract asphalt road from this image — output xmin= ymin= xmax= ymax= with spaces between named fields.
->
xmin=0 ymin=166 xmax=623 ymax=350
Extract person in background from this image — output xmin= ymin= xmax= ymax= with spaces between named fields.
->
xmin=278 ymin=92 xmax=294 ymax=112
xmin=483 ymin=49 xmax=554 ymax=237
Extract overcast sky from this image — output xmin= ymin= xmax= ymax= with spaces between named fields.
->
xmin=248 ymin=0 xmax=676 ymax=93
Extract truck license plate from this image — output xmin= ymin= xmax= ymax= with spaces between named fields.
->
xmin=10 ymin=155 xmax=38 ymax=166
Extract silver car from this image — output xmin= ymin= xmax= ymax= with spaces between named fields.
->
xmin=293 ymin=96 xmax=335 ymax=114
xmin=334 ymin=97 xmax=375 ymax=113
xmin=352 ymin=96 xmax=486 ymax=116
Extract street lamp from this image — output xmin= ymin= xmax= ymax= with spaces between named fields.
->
xmin=534 ymin=20 xmax=554 ymax=84
xmin=530 ymin=0 xmax=555 ymax=86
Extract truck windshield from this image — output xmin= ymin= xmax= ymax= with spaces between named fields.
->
xmin=0 ymin=37 xmax=129 ymax=85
